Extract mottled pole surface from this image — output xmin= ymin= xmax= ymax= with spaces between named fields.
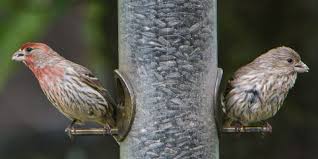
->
xmin=118 ymin=0 xmax=218 ymax=158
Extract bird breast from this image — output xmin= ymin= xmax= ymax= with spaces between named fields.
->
xmin=226 ymin=72 xmax=297 ymax=124
xmin=34 ymin=66 xmax=65 ymax=90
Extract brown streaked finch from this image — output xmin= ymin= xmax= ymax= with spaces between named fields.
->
xmin=222 ymin=46 xmax=309 ymax=130
xmin=12 ymin=42 xmax=116 ymax=134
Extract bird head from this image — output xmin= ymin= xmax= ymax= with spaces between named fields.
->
xmin=256 ymin=46 xmax=309 ymax=74
xmin=12 ymin=42 xmax=58 ymax=68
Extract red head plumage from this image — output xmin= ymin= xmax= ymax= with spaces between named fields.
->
xmin=20 ymin=42 xmax=50 ymax=52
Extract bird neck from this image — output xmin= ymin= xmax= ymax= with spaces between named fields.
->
xmin=29 ymin=64 xmax=65 ymax=90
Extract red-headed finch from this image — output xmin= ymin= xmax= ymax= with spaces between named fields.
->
xmin=12 ymin=42 xmax=116 ymax=132
xmin=222 ymin=46 xmax=309 ymax=129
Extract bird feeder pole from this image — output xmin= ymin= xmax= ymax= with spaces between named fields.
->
xmin=118 ymin=0 xmax=219 ymax=158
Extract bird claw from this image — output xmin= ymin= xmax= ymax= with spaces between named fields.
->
xmin=233 ymin=122 xmax=245 ymax=133
xmin=65 ymin=119 xmax=77 ymax=141
xmin=103 ymin=125 xmax=112 ymax=135
xmin=67 ymin=129 xmax=74 ymax=141
xmin=64 ymin=127 xmax=75 ymax=141
xmin=263 ymin=122 xmax=272 ymax=133
xmin=259 ymin=121 xmax=272 ymax=137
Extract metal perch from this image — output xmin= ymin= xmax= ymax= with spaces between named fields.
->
xmin=65 ymin=127 xmax=119 ymax=136
xmin=222 ymin=126 xmax=272 ymax=133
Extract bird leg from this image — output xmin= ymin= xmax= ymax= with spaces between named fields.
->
xmin=66 ymin=119 xmax=78 ymax=140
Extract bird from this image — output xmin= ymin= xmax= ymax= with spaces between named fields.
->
xmin=12 ymin=42 xmax=117 ymax=134
xmin=221 ymin=46 xmax=309 ymax=130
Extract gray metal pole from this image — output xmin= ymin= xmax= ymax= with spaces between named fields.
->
xmin=118 ymin=0 xmax=219 ymax=158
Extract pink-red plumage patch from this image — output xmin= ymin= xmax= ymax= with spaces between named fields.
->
xmin=34 ymin=66 xmax=65 ymax=90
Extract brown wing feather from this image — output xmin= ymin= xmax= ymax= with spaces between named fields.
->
xmin=71 ymin=63 xmax=116 ymax=106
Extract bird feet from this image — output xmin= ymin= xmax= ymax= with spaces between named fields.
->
xmin=65 ymin=119 xmax=77 ymax=140
xmin=222 ymin=121 xmax=246 ymax=133
xmin=265 ymin=122 xmax=272 ymax=132
xmin=262 ymin=122 xmax=272 ymax=133
xmin=103 ymin=125 xmax=112 ymax=135
xmin=233 ymin=122 xmax=245 ymax=133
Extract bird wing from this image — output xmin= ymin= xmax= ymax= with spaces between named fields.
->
xmin=222 ymin=64 xmax=255 ymax=112
xmin=70 ymin=62 xmax=117 ymax=108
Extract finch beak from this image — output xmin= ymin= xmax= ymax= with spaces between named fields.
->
xmin=12 ymin=50 xmax=25 ymax=62
xmin=294 ymin=61 xmax=309 ymax=73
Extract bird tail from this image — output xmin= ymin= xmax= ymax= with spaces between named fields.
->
xmin=102 ymin=89 xmax=118 ymax=126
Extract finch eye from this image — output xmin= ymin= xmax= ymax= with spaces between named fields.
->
xmin=287 ymin=58 xmax=293 ymax=63
xmin=26 ymin=47 xmax=33 ymax=52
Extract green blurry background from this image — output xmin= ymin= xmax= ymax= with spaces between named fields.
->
xmin=0 ymin=0 xmax=316 ymax=159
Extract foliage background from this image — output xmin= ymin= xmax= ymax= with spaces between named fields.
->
xmin=0 ymin=0 xmax=316 ymax=158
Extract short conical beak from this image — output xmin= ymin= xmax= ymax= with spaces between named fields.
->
xmin=294 ymin=61 xmax=309 ymax=73
xmin=12 ymin=51 xmax=25 ymax=61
